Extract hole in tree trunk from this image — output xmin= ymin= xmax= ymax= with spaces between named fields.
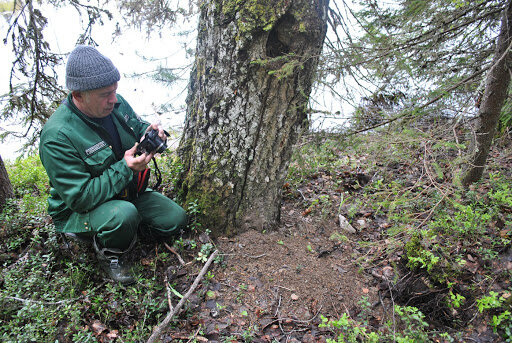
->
xmin=265 ymin=14 xmax=296 ymax=58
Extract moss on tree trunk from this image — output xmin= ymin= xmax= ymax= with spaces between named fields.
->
xmin=178 ymin=0 xmax=329 ymax=236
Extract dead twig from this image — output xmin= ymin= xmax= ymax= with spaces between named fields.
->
xmin=147 ymin=250 xmax=219 ymax=343
xmin=163 ymin=242 xmax=186 ymax=266
xmin=273 ymin=285 xmax=294 ymax=292
xmin=2 ymin=280 xmax=107 ymax=307
xmin=164 ymin=275 xmax=174 ymax=312
xmin=242 ymin=253 xmax=266 ymax=259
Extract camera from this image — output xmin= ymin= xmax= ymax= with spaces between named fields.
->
xmin=136 ymin=129 xmax=168 ymax=155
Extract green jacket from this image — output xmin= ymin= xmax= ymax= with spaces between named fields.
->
xmin=39 ymin=93 xmax=149 ymax=232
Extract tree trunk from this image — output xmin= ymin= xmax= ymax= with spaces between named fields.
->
xmin=178 ymin=0 xmax=329 ymax=236
xmin=461 ymin=0 xmax=512 ymax=186
xmin=0 ymin=154 xmax=14 ymax=210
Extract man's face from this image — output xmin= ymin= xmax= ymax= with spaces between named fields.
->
xmin=73 ymin=83 xmax=118 ymax=118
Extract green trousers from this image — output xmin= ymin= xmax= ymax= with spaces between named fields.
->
xmin=68 ymin=191 xmax=187 ymax=250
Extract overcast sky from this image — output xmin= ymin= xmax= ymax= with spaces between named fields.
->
xmin=0 ymin=2 xmax=195 ymax=159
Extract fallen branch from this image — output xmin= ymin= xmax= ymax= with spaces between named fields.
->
xmin=147 ymin=249 xmax=219 ymax=343
xmin=2 ymin=280 xmax=107 ymax=307
xmin=163 ymin=242 xmax=186 ymax=266
xmin=3 ymin=295 xmax=77 ymax=306
xmin=164 ymin=275 xmax=174 ymax=312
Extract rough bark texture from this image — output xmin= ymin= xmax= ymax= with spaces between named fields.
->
xmin=178 ymin=0 xmax=329 ymax=236
xmin=462 ymin=0 xmax=512 ymax=186
xmin=0 ymin=155 xmax=14 ymax=210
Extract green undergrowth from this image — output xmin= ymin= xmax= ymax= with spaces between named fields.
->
xmin=2 ymin=126 xmax=512 ymax=341
xmin=0 ymin=152 xmax=217 ymax=342
xmin=287 ymin=129 xmax=512 ymax=341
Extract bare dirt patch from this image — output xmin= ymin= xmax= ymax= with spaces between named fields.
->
xmin=163 ymin=200 xmax=385 ymax=342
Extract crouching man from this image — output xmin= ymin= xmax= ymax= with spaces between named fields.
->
xmin=39 ymin=45 xmax=187 ymax=284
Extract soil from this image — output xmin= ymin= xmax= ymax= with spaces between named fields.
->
xmin=152 ymin=166 xmax=505 ymax=343
xmin=165 ymin=201 xmax=383 ymax=343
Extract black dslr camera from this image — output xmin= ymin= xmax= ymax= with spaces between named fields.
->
xmin=136 ymin=129 xmax=169 ymax=155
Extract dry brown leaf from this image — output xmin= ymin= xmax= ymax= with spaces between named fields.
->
xmin=302 ymin=208 xmax=312 ymax=216
xmin=106 ymin=330 xmax=118 ymax=339
xmin=141 ymin=258 xmax=154 ymax=266
xmin=91 ymin=320 xmax=107 ymax=335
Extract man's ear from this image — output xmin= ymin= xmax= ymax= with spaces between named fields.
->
xmin=71 ymin=91 xmax=84 ymax=104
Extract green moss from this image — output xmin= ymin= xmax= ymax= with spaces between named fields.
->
xmin=219 ymin=0 xmax=288 ymax=34
xmin=183 ymin=179 xmax=234 ymax=237
xmin=179 ymin=137 xmax=240 ymax=236
xmin=196 ymin=57 xmax=206 ymax=80
xmin=405 ymin=232 xmax=460 ymax=285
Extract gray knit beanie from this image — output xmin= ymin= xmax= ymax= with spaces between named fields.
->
xmin=66 ymin=45 xmax=120 ymax=91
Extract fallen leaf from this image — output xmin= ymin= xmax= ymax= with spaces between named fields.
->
xmin=107 ymin=330 xmax=118 ymax=339
xmin=91 ymin=320 xmax=107 ymax=335
xmin=464 ymin=261 xmax=480 ymax=274
xmin=382 ymin=266 xmax=394 ymax=279
xmin=302 ymin=208 xmax=312 ymax=216
xmin=141 ymin=258 xmax=153 ymax=266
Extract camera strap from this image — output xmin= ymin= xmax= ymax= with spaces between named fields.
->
xmin=151 ymin=157 xmax=163 ymax=191
xmin=133 ymin=157 xmax=162 ymax=195
xmin=137 ymin=168 xmax=150 ymax=193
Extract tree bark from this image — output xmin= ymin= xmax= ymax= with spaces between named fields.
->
xmin=461 ymin=0 xmax=512 ymax=186
xmin=178 ymin=0 xmax=329 ymax=236
xmin=0 ymin=154 xmax=14 ymax=210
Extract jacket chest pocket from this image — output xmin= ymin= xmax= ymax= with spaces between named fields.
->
xmin=84 ymin=148 xmax=114 ymax=177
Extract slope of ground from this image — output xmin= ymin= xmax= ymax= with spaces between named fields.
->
xmin=1 ymin=128 xmax=511 ymax=342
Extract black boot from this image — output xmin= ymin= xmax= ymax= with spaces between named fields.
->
xmin=93 ymin=236 xmax=136 ymax=285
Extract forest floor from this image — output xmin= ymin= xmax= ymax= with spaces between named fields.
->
xmin=1 ymin=128 xmax=511 ymax=342
xmin=147 ymin=129 xmax=511 ymax=342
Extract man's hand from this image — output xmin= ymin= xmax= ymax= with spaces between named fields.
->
xmin=124 ymin=144 xmax=154 ymax=171
xmin=145 ymin=122 xmax=167 ymax=142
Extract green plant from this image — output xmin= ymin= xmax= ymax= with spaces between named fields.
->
xmin=196 ymin=242 xmax=214 ymax=262
xmin=393 ymin=305 xmax=430 ymax=342
xmin=236 ymin=283 xmax=248 ymax=303
xmin=476 ymin=291 xmax=512 ymax=338
xmin=319 ymin=303 xmax=452 ymax=342
xmin=205 ymin=271 xmax=215 ymax=280
xmin=319 ymin=313 xmax=379 ymax=343
xmin=477 ymin=291 xmax=505 ymax=313
xmin=407 ymin=249 xmax=440 ymax=272
xmin=187 ymin=198 xmax=203 ymax=233
xmin=329 ymin=232 xmax=348 ymax=243
xmin=156 ymin=152 xmax=184 ymax=194
xmin=447 ymin=290 xmax=466 ymax=309
xmin=6 ymin=154 xmax=49 ymax=216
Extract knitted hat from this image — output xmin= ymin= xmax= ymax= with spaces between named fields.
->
xmin=66 ymin=45 xmax=120 ymax=91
